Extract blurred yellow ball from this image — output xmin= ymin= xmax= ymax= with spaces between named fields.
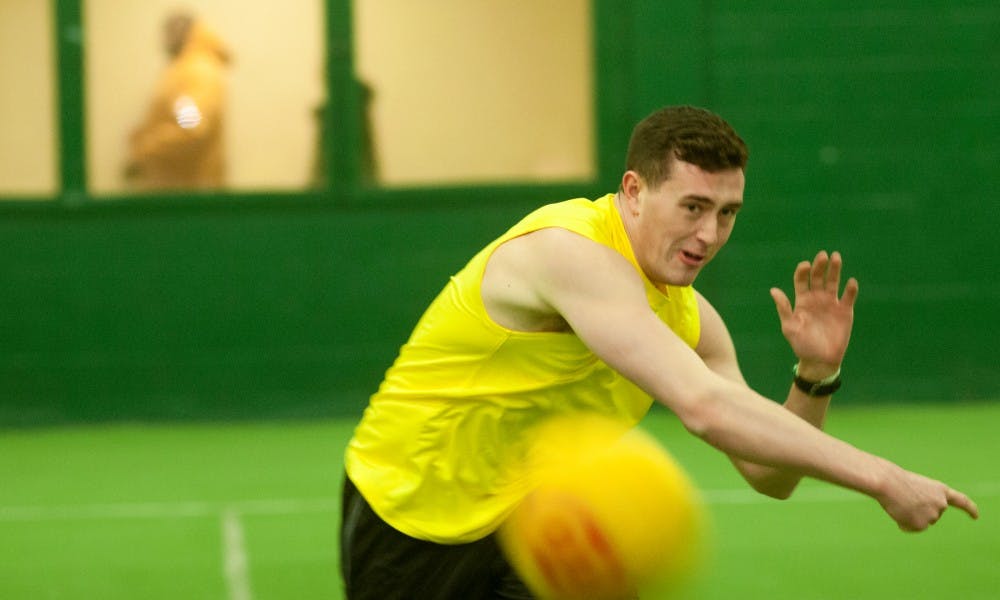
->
xmin=499 ymin=416 xmax=706 ymax=600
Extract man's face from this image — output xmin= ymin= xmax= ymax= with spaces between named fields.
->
xmin=621 ymin=158 xmax=745 ymax=287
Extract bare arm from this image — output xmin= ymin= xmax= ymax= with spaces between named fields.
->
xmin=491 ymin=228 xmax=978 ymax=531
xmin=698 ymin=251 xmax=856 ymax=498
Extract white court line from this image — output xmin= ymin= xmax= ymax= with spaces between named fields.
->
xmin=0 ymin=483 xmax=996 ymax=522
xmin=0 ymin=497 xmax=340 ymax=522
xmin=222 ymin=509 xmax=253 ymax=600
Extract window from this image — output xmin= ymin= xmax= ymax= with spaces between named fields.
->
xmin=84 ymin=1 xmax=326 ymax=195
xmin=352 ymin=0 xmax=594 ymax=187
xmin=0 ymin=0 xmax=58 ymax=197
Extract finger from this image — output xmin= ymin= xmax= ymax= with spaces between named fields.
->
xmin=770 ymin=287 xmax=793 ymax=322
xmin=810 ymin=251 xmax=829 ymax=291
xmin=793 ymin=261 xmax=811 ymax=296
xmin=947 ymin=489 xmax=980 ymax=520
xmin=841 ymin=277 xmax=860 ymax=308
xmin=826 ymin=251 xmax=844 ymax=293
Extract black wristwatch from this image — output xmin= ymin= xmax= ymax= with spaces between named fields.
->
xmin=792 ymin=364 xmax=842 ymax=397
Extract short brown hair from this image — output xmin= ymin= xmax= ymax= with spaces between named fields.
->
xmin=625 ymin=106 xmax=748 ymax=189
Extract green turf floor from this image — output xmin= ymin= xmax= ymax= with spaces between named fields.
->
xmin=1 ymin=402 xmax=997 ymax=599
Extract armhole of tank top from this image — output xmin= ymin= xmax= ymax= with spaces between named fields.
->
xmin=474 ymin=229 xmax=537 ymax=335
xmin=475 ymin=223 xmax=597 ymax=336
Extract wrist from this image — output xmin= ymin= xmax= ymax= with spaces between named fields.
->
xmin=868 ymin=457 xmax=902 ymax=505
xmin=794 ymin=361 xmax=841 ymax=381
xmin=792 ymin=362 xmax=842 ymax=396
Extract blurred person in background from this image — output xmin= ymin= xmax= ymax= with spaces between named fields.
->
xmin=125 ymin=11 xmax=231 ymax=191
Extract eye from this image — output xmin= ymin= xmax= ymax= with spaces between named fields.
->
xmin=684 ymin=203 xmax=702 ymax=214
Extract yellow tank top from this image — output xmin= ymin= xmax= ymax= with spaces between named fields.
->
xmin=344 ymin=194 xmax=701 ymax=543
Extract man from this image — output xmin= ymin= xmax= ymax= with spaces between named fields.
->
xmin=125 ymin=12 xmax=231 ymax=190
xmin=340 ymin=106 xmax=978 ymax=599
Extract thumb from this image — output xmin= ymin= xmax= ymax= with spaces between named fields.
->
xmin=770 ymin=287 xmax=792 ymax=322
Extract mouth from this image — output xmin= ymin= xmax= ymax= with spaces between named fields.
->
xmin=678 ymin=249 xmax=706 ymax=267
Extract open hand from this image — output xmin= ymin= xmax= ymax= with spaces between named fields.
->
xmin=770 ymin=251 xmax=859 ymax=376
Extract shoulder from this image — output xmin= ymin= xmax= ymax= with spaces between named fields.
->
xmin=482 ymin=227 xmax=644 ymax=331
xmin=693 ymin=290 xmax=745 ymax=382
xmin=503 ymin=227 xmax=636 ymax=285
xmin=693 ymin=290 xmax=728 ymax=349
xmin=694 ymin=290 xmax=723 ymax=325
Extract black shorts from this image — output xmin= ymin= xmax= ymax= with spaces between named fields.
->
xmin=340 ymin=475 xmax=534 ymax=600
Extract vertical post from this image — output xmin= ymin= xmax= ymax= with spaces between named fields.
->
xmin=54 ymin=0 xmax=87 ymax=205
xmin=592 ymin=0 xmax=635 ymax=188
xmin=325 ymin=0 xmax=360 ymax=197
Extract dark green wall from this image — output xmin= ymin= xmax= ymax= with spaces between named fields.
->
xmin=2 ymin=1 xmax=998 ymax=426
xmin=0 ymin=196 xmax=562 ymax=425
xmin=687 ymin=2 xmax=1000 ymax=401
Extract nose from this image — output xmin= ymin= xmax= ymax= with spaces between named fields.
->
xmin=695 ymin=216 xmax=718 ymax=246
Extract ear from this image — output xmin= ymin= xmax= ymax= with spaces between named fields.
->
xmin=620 ymin=170 xmax=643 ymax=214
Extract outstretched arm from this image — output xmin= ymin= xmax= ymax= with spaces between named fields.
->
xmin=498 ymin=228 xmax=978 ymax=531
